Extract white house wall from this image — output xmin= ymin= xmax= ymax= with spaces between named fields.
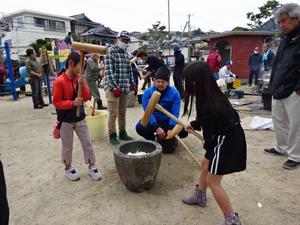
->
xmin=127 ymin=41 xmax=141 ymax=54
xmin=2 ymin=12 xmax=71 ymax=60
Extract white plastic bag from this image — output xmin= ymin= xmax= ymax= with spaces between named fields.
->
xmin=249 ymin=116 xmax=274 ymax=130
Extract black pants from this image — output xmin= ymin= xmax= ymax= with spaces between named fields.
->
xmin=173 ymin=74 xmax=184 ymax=99
xmin=30 ymin=76 xmax=44 ymax=107
xmin=136 ymin=122 xmax=188 ymax=154
xmin=227 ymin=82 xmax=234 ymax=89
xmin=248 ymin=70 xmax=260 ymax=86
xmin=0 ymin=161 xmax=9 ymax=225
xmin=136 ymin=121 xmax=188 ymax=140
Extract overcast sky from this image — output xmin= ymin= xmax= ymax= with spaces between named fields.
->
xmin=1 ymin=0 xmax=298 ymax=32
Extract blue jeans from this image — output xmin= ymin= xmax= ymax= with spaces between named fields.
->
xmin=213 ymin=72 xmax=219 ymax=80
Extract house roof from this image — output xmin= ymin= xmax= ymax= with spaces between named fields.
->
xmin=79 ymin=25 xmax=118 ymax=38
xmin=190 ymin=31 xmax=276 ymax=43
xmin=256 ymin=18 xmax=279 ymax=32
xmin=70 ymin=13 xmax=100 ymax=27
xmin=130 ymin=32 xmax=142 ymax=39
xmin=3 ymin=9 xmax=73 ymax=21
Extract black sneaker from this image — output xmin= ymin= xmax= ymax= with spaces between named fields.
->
xmin=264 ymin=148 xmax=283 ymax=155
xmin=283 ymin=160 xmax=300 ymax=170
xmin=34 ymin=105 xmax=43 ymax=109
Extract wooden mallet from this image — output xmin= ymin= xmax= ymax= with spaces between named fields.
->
xmin=140 ymin=91 xmax=161 ymax=127
xmin=71 ymin=42 xmax=108 ymax=117
xmin=130 ymin=57 xmax=142 ymax=80
xmin=140 ymin=91 xmax=204 ymax=142
xmin=166 ymin=124 xmax=202 ymax=169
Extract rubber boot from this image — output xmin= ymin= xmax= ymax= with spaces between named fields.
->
xmin=97 ymin=100 xmax=107 ymax=110
xmin=220 ymin=212 xmax=242 ymax=225
xmin=182 ymin=185 xmax=207 ymax=207
xmin=119 ymin=130 xmax=133 ymax=141
xmin=109 ymin=133 xmax=120 ymax=145
xmin=158 ymin=138 xmax=177 ymax=154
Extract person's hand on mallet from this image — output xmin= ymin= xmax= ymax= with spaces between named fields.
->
xmin=185 ymin=123 xmax=195 ymax=133
xmin=156 ymin=127 xmax=166 ymax=139
xmin=73 ymin=97 xmax=83 ymax=107
xmin=74 ymin=74 xmax=85 ymax=108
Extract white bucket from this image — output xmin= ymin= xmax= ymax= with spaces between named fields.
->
xmin=86 ymin=110 xmax=107 ymax=141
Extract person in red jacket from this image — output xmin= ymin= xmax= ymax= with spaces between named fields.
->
xmin=0 ymin=67 xmax=5 ymax=92
xmin=206 ymin=47 xmax=222 ymax=80
xmin=53 ymin=52 xmax=102 ymax=181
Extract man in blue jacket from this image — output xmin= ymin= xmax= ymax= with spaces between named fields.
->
xmin=136 ymin=66 xmax=188 ymax=153
xmin=248 ymin=47 xmax=262 ymax=87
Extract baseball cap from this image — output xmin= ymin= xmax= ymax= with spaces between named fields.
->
xmin=225 ymin=60 xmax=233 ymax=66
xmin=173 ymin=46 xmax=181 ymax=52
xmin=117 ymin=31 xmax=130 ymax=40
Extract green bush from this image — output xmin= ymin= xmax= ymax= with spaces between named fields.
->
xmin=30 ymin=39 xmax=52 ymax=55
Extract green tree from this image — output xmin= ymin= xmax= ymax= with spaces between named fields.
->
xmin=191 ymin=28 xmax=204 ymax=36
xmin=247 ymin=0 xmax=281 ymax=29
xmin=30 ymin=39 xmax=52 ymax=56
xmin=141 ymin=21 xmax=170 ymax=55
xmin=232 ymin=26 xmax=250 ymax=31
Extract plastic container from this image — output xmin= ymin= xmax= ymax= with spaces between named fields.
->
xmin=86 ymin=110 xmax=107 ymax=141
xmin=233 ymin=79 xmax=241 ymax=88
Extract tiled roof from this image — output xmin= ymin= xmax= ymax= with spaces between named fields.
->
xmin=79 ymin=25 xmax=118 ymax=37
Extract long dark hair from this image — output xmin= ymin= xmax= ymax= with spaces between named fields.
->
xmin=183 ymin=61 xmax=230 ymax=118
xmin=57 ymin=52 xmax=81 ymax=76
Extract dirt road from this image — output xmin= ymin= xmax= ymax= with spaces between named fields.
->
xmin=0 ymin=91 xmax=299 ymax=225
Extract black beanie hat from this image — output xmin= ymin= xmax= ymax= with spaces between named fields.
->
xmin=155 ymin=66 xmax=170 ymax=82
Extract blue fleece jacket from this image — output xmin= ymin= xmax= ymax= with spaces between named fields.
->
xmin=142 ymin=85 xmax=181 ymax=129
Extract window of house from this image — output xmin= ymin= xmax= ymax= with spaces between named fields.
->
xmin=16 ymin=17 xmax=24 ymax=28
xmin=44 ymin=19 xmax=65 ymax=32
xmin=56 ymin=21 xmax=65 ymax=31
xmin=34 ymin=17 xmax=45 ymax=27
xmin=49 ymin=20 xmax=56 ymax=30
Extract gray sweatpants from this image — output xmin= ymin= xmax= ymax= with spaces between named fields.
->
xmin=272 ymin=92 xmax=300 ymax=162
xmin=60 ymin=120 xmax=96 ymax=165
xmin=86 ymin=79 xmax=101 ymax=101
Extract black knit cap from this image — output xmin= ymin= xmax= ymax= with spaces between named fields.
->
xmin=155 ymin=66 xmax=170 ymax=82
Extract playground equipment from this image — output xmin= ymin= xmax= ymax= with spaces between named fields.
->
xmin=0 ymin=66 xmax=29 ymax=93
xmin=1 ymin=41 xmax=17 ymax=100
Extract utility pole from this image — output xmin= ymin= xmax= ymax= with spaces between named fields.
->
xmin=187 ymin=13 xmax=191 ymax=63
xmin=180 ymin=21 xmax=188 ymax=47
xmin=167 ymin=0 xmax=171 ymax=64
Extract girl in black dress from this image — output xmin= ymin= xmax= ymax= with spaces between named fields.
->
xmin=182 ymin=61 xmax=246 ymax=225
